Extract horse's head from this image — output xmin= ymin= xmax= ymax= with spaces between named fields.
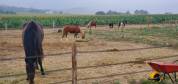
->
xmin=58 ymin=29 xmax=62 ymax=33
xmin=86 ymin=21 xmax=91 ymax=28
xmin=86 ymin=25 xmax=90 ymax=28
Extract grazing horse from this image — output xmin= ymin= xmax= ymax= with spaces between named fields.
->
xmin=62 ymin=25 xmax=85 ymax=39
xmin=109 ymin=23 xmax=114 ymax=28
xmin=23 ymin=21 xmax=45 ymax=84
xmin=87 ymin=20 xmax=96 ymax=29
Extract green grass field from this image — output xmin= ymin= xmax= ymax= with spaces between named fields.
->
xmin=86 ymin=26 xmax=178 ymax=48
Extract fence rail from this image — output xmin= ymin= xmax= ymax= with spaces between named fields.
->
xmin=0 ymin=46 xmax=170 ymax=61
xmin=0 ymin=54 xmax=178 ymax=78
xmin=50 ymin=69 xmax=151 ymax=84
xmin=0 ymin=45 xmax=176 ymax=84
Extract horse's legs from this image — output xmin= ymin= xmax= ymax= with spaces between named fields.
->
xmin=29 ymin=64 xmax=35 ymax=84
xmin=118 ymin=26 xmax=120 ymax=30
xmin=26 ymin=63 xmax=35 ymax=84
xmin=35 ymin=61 xmax=39 ymax=70
xmin=62 ymin=34 xmax=65 ymax=38
xmin=121 ymin=27 xmax=125 ymax=38
xmin=38 ymin=58 xmax=45 ymax=75
xmin=118 ymin=23 xmax=121 ymax=30
xmin=74 ymin=33 xmax=78 ymax=38
xmin=76 ymin=33 xmax=79 ymax=38
xmin=74 ymin=33 xmax=76 ymax=38
xmin=65 ymin=33 xmax=68 ymax=38
xmin=26 ymin=64 xmax=29 ymax=80
xmin=74 ymin=34 xmax=76 ymax=38
xmin=121 ymin=26 xmax=124 ymax=32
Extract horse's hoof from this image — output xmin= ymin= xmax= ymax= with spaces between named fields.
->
xmin=41 ymin=72 xmax=45 ymax=75
xmin=35 ymin=67 xmax=39 ymax=70
xmin=29 ymin=81 xmax=34 ymax=84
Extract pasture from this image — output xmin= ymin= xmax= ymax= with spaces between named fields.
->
xmin=1 ymin=24 xmax=178 ymax=84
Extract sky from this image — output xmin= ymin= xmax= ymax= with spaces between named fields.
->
xmin=0 ymin=0 xmax=178 ymax=14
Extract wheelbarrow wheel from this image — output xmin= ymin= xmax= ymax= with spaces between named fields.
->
xmin=154 ymin=74 xmax=161 ymax=81
xmin=149 ymin=71 xmax=161 ymax=81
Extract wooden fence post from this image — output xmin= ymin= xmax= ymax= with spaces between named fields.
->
xmin=53 ymin=20 xmax=55 ymax=31
xmin=147 ymin=16 xmax=151 ymax=29
xmin=72 ymin=42 xmax=77 ymax=84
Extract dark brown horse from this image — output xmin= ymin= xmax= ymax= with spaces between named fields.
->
xmin=23 ymin=21 xmax=45 ymax=84
xmin=87 ymin=20 xmax=96 ymax=29
xmin=109 ymin=23 xmax=114 ymax=28
xmin=62 ymin=25 xmax=85 ymax=39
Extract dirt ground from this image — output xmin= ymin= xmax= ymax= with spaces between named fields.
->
xmin=0 ymin=26 xmax=178 ymax=84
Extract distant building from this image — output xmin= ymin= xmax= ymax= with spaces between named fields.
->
xmin=45 ymin=10 xmax=54 ymax=14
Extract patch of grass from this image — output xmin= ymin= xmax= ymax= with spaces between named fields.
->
xmin=92 ymin=81 xmax=99 ymax=84
xmin=91 ymin=80 xmax=121 ymax=84
xmin=86 ymin=27 xmax=178 ymax=48
xmin=0 ymin=79 xmax=22 ymax=84
xmin=128 ymin=79 xmax=170 ymax=84
xmin=75 ymin=39 xmax=89 ymax=42
xmin=128 ymin=79 xmax=137 ymax=84
xmin=113 ymin=80 xmax=120 ymax=84
xmin=139 ymin=79 xmax=170 ymax=84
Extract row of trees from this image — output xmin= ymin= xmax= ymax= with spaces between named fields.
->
xmin=95 ymin=10 xmax=149 ymax=15
xmin=0 ymin=10 xmax=16 ymax=14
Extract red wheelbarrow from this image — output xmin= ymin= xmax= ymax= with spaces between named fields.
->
xmin=147 ymin=61 xmax=178 ymax=84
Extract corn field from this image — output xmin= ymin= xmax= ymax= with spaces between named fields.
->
xmin=0 ymin=14 xmax=178 ymax=29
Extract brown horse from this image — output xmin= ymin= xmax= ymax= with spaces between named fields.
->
xmin=87 ymin=20 xmax=96 ymax=29
xmin=23 ymin=21 xmax=45 ymax=84
xmin=62 ymin=25 xmax=85 ymax=39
